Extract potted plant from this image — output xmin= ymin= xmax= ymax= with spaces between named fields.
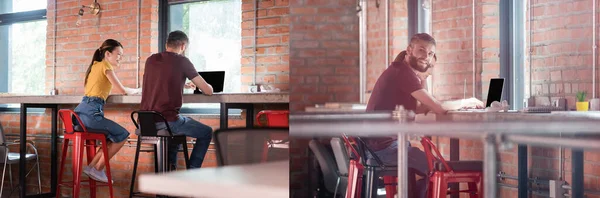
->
xmin=576 ymin=91 xmax=589 ymax=111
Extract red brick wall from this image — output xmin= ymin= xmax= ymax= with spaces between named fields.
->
xmin=0 ymin=0 xmax=288 ymax=196
xmin=288 ymin=0 xmax=360 ymax=197
xmin=528 ymin=0 xmax=595 ymax=108
xmin=365 ymin=0 xmax=409 ymax=102
xmin=241 ymin=0 xmax=290 ymax=92
xmin=524 ymin=1 xmax=600 ymax=197
xmin=289 ymin=0 xmax=360 ymax=112
xmin=432 ymin=0 xmax=477 ymax=101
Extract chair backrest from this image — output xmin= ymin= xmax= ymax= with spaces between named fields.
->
xmin=256 ymin=110 xmax=289 ymax=127
xmin=309 ymin=139 xmax=346 ymax=195
xmin=58 ymin=109 xmax=86 ymax=134
xmin=330 ymin=137 xmax=350 ymax=175
xmin=130 ymin=111 xmax=173 ymax=137
xmin=342 ymin=134 xmax=388 ymax=168
xmin=214 ymin=127 xmax=289 ymax=166
xmin=0 ymin=121 xmax=6 ymax=146
xmin=0 ymin=122 xmax=7 ymax=163
xmin=420 ymin=137 xmax=452 ymax=173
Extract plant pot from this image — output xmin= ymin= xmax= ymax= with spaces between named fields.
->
xmin=576 ymin=101 xmax=589 ymax=111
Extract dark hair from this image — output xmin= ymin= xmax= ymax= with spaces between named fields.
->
xmin=166 ymin=30 xmax=189 ymax=49
xmin=409 ymin=33 xmax=436 ymax=46
xmin=84 ymin=39 xmax=123 ymax=86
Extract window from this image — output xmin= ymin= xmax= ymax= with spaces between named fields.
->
xmin=0 ymin=0 xmax=47 ymax=110
xmin=0 ymin=0 xmax=47 ymax=95
xmin=164 ymin=0 xmax=242 ymax=112
xmin=499 ymin=0 xmax=525 ymax=110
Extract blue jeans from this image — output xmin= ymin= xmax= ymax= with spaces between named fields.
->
xmin=73 ymin=96 xmax=130 ymax=143
xmin=368 ymin=141 xmax=429 ymax=198
xmin=155 ymin=115 xmax=212 ymax=169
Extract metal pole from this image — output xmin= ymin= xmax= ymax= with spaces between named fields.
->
xmin=572 ymin=149 xmax=584 ymax=198
xmin=253 ymin=0 xmax=258 ymax=86
xmin=484 ymin=134 xmax=498 ymax=198
xmin=593 ymin=0 xmax=597 ymax=98
xmin=472 ymin=0 xmax=476 ymax=97
xmin=385 ymin=0 xmax=389 ymax=68
xmin=359 ymin=0 xmax=367 ymax=103
xmin=397 ymin=132 xmax=408 ymax=198
xmin=506 ymin=134 xmax=600 ymax=150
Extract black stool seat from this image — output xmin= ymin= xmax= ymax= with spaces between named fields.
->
xmin=434 ymin=160 xmax=483 ymax=172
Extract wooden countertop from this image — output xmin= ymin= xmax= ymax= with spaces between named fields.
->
xmin=0 ymin=93 xmax=289 ymax=104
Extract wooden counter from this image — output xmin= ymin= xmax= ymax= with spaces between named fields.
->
xmin=0 ymin=92 xmax=289 ymax=104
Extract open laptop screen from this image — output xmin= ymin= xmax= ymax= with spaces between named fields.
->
xmin=485 ymin=78 xmax=505 ymax=107
xmin=194 ymin=71 xmax=225 ymax=94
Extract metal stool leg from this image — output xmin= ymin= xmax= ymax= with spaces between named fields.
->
xmin=156 ymin=137 xmax=169 ymax=173
xmin=180 ymin=138 xmax=190 ymax=169
xmin=364 ymin=166 xmax=376 ymax=198
xmin=129 ymin=136 xmax=142 ymax=198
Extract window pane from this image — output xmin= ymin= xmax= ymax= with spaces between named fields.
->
xmin=9 ymin=20 xmax=47 ymax=95
xmin=169 ymin=0 xmax=242 ymax=93
xmin=169 ymin=0 xmax=242 ymax=109
xmin=0 ymin=0 xmax=47 ymax=14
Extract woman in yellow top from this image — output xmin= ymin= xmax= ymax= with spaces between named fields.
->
xmin=73 ymin=39 xmax=140 ymax=183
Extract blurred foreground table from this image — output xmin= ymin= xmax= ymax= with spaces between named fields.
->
xmin=138 ymin=161 xmax=289 ymax=198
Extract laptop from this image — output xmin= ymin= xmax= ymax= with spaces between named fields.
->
xmin=456 ymin=78 xmax=505 ymax=111
xmin=485 ymin=78 xmax=505 ymax=108
xmin=194 ymin=71 xmax=225 ymax=94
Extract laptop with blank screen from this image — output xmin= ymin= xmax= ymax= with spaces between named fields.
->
xmin=194 ymin=71 xmax=225 ymax=94
xmin=485 ymin=78 xmax=505 ymax=108
xmin=456 ymin=78 xmax=504 ymax=111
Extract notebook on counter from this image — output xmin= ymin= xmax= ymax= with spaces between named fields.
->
xmin=522 ymin=106 xmax=566 ymax=113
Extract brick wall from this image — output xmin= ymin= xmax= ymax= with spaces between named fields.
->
xmin=289 ymin=0 xmax=360 ymax=112
xmin=0 ymin=0 xmax=289 ymax=196
xmin=528 ymin=0 xmax=594 ymax=108
xmin=241 ymin=0 xmax=290 ymax=92
xmin=365 ymin=0 xmax=409 ymax=102
xmin=288 ymin=0 xmax=360 ymax=197
xmin=525 ymin=1 xmax=600 ymax=197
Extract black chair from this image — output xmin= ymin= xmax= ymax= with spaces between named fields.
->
xmin=350 ymin=136 xmax=421 ymax=198
xmin=213 ymin=127 xmax=289 ymax=166
xmin=129 ymin=111 xmax=190 ymax=198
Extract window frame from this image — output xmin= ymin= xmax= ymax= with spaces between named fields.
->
xmin=499 ymin=0 xmax=526 ymax=110
xmin=0 ymin=2 xmax=47 ymax=112
xmin=158 ymin=0 xmax=242 ymax=115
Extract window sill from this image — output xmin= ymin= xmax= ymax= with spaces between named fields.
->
xmin=0 ymin=106 xmax=46 ymax=113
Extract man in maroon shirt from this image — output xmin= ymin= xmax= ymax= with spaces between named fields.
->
xmin=141 ymin=30 xmax=214 ymax=169
xmin=366 ymin=33 xmax=484 ymax=196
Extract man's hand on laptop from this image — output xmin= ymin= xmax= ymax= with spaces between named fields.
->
xmin=460 ymin=98 xmax=485 ymax=109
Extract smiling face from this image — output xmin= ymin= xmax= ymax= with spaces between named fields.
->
xmin=104 ymin=46 xmax=123 ymax=66
xmin=406 ymin=39 xmax=436 ymax=73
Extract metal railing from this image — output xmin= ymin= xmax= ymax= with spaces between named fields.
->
xmin=290 ymin=109 xmax=600 ymax=198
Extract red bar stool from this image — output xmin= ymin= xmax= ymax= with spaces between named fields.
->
xmin=256 ymin=110 xmax=289 ymax=162
xmin=56 ymin=109 xmax=114 ymax=198
xmin=341 ymin=135 xmax=400 ymax=198
xmin=420 ymin=137 xmax=482 ymax=198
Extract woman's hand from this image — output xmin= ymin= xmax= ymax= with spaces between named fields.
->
xmin=124 ymin=87 xmax=142 ymax=95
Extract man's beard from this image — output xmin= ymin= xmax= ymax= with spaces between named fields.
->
xmin=408 ymin=54 xmax=430 ymax=73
